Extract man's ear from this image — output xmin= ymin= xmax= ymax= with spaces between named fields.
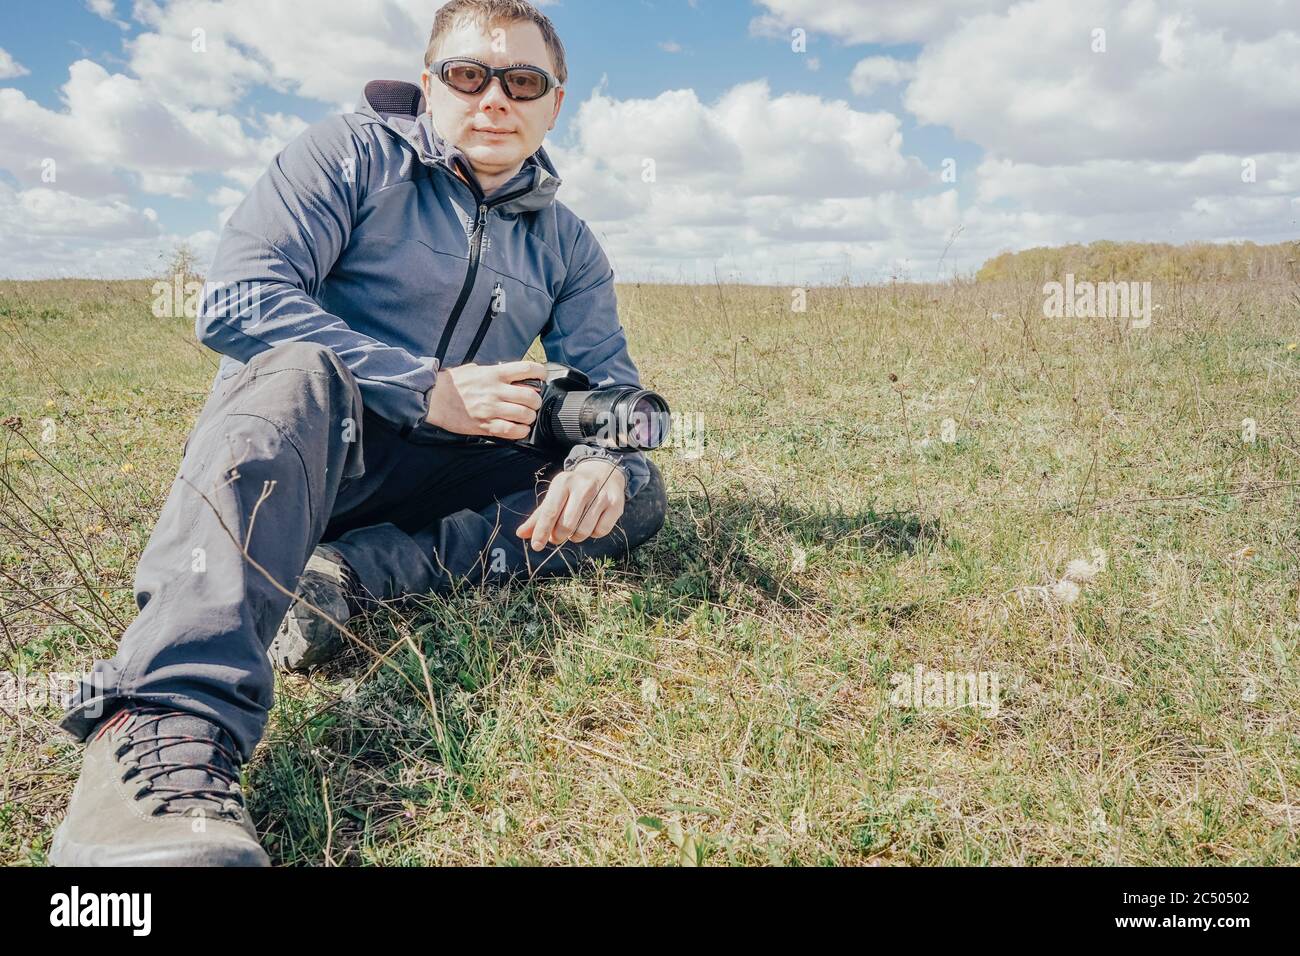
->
xmin=420 ymin=69 xmax=434 ymax=106
xmin=548 ymin=87 xmax=565 ymax=131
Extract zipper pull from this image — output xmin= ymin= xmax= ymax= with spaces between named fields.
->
xmin=475 ymin=204 xmax=488 ymax=231
xmin=491 ymin=281 xmax=503 ymax=314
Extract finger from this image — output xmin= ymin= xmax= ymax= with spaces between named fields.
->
xmin=501 ymin=383 xmax=543 ymax=410
xmin=494 ymin=401 xmax=538 ymax=425
xmin=516 ymin=510 xmax=536 ymax=537
xmin=555 ymin=484 xmax=598 ymax=544
xmin=485 ymin=418 xmax=531 ymax=440
xmin=570 ymin=498 xmax=605 ymax=543
xmin=591 ymin=496 xmax=623 ymax=540
xmin=530 ymin=483 xmax=569 ymax=551
xmin=495 ymin=360 xmax=548 ymax=384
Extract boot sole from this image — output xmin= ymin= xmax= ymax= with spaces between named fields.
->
xmin=268 ymin=602 xmax=348 ymax=672
xmin=50 ymin=824 xmax=271 ymax=867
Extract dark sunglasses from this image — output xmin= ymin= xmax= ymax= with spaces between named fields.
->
xmin=431 ymin=57 xmax=561 ymax=102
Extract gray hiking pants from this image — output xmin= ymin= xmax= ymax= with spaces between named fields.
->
xmin=58 ymin=342 xmax=667 ymax=760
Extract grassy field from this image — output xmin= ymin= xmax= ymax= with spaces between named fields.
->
xmin=1 ymin=275 xmax=1297 ymax=865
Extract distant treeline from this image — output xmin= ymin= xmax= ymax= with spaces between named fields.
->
xmin=976 ymin=240 xmax=1300 ymax=283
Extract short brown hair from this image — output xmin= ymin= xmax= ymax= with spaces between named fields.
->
xmin=424 ymin=0 xmax=568 ymax=86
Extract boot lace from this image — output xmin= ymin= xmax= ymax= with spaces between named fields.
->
xmin=96 ymin=706 xmax=246 ymax=819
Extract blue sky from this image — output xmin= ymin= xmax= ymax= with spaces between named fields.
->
xmin=0 ymin=1 xmax=1296 ymax=280
xmin=0 ymin=1 xmax=971 ymax=242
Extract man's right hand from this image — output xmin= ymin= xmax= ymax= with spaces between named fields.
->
xmin=423 ymin=360 xmax=547 ymax=439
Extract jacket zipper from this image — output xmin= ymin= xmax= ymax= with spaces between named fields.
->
xmin=432 ymin=175 xmax=533 ymax=365
xmin=463 ymin=280 xmax=503 ymax=364
xmin=433 ymin=201 xmax=488 ymax=364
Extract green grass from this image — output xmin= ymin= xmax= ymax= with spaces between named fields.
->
xmin=1 ymin=276 xmax=1297 ymax=865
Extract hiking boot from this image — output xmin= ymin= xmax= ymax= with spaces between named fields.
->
xmin=268 ymin=544 xmax=360 ymax=672
xmin=49 ymin=704 xmax=269 ymax=867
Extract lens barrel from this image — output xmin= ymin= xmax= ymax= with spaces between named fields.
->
xmin=544 ymin=386 xmax=671 ymax=451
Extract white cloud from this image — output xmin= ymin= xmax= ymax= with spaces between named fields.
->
xmin=1 ymin=0 xmax=1296 ymax=280
xmin=0 ymin=198 xmax=217 ymax=281
xmin=0 ymin=60 xmax=301 ymax=199
xmin=751 ymin=0 xmax=1014 ymax=45
xmin=136 ymin=171 xmax=195 ymax=197
xmin=0 ymin=183 xmax=207 ymax=279
xmin=127 ymin=25 xmax=272 ymax=110
xmin=560 ymin=81 xmax=926 ymax=206
xmin=967 ymin=154 xmax=1300 ymax=249
xmin=85 ymin=0 xmax=130 ymax=29
xmin=547 ymin=82 xmax=950 ymax=281
xmin=0 ymin=48 xmax=29 ymax=80
xmin=0 ymin=0 xmax=435 ymax=277
xmin=0 ymin=184 xmax=158 ymax=239
xmin=0 ymin=53 xmax=309 ymax=277
xmin=974 ymin=154 xmax=1299 ymax=218
xmin=741 ymin=0 xmax=1300 ymax=274
xmin=125 ymin=0 xmax=439 ymax=109
xmin=903 ymin=0 xmax=1300 ymax=164
xmin=850 ymin=57 xmax=916 ymax=96
xmin=208 ymin=184 xmax=247 ymax=228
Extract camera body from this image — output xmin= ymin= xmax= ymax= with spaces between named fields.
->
xmin=516 ymin=362 xmax=671 ymax=455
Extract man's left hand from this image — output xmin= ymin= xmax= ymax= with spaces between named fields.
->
xmin=517 ymin=458 xmax=626 ymax=551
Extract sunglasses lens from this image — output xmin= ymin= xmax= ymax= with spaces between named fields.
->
xmin=443 ymin=61 xmax=487 ymax=93
xmin=503 ymin=69 xmax=547 ymax=100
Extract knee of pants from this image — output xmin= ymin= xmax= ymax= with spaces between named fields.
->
xmin=618 ymin=460 xmax=667 ymax=549
xmin=189 ymin=342 xmax=365 ymax=477
xmin=235 ymin=342 xmax=363 ymax=433
xmin=244 ymin=341 xmax=354 ymax=381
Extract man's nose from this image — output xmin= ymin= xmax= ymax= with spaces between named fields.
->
xmin=478 ymin=75 xmax=512 ymax=111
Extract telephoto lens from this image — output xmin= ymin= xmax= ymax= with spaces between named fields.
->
xmin=545 ymin=384 xmax=671 ymax=451
xmin=521 ymin=363 xmax=672 ymax=453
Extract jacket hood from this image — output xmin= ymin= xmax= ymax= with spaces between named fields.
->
xmin=358 ymin=79 xmax=561 ymax=215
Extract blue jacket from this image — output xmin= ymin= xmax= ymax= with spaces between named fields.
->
xmin=197 ymin=80 xmax=650 ymax=499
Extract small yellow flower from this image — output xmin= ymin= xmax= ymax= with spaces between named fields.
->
xmin=1288 ymin=342 xmax=1298 ymax=351
xmin=120 ymin=462 xmax=134 ymax=474
xmin=44 ymin=399 xmax=55 ymax=408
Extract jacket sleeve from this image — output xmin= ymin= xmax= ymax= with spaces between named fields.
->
xmin=540 ymin=220 xmax=652 ymax=501
xmin=196 ymin=114 xmax=439 ymax=432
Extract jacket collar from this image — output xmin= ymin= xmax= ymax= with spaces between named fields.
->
xmin=358 ymin=79 xmax=561 ymax=215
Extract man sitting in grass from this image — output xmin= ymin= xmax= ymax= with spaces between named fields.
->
xmin=51 ymin=0 xmax=666 ymax=867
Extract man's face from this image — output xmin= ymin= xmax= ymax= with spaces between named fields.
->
xmin=421 ymin=19 xmax=564 ymax=184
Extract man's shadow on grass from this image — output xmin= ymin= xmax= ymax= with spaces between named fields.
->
xmin=247 ymin=490 xmax=944 ymax=864
xmin=650 ymin=488 xmax=944 ymax=611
